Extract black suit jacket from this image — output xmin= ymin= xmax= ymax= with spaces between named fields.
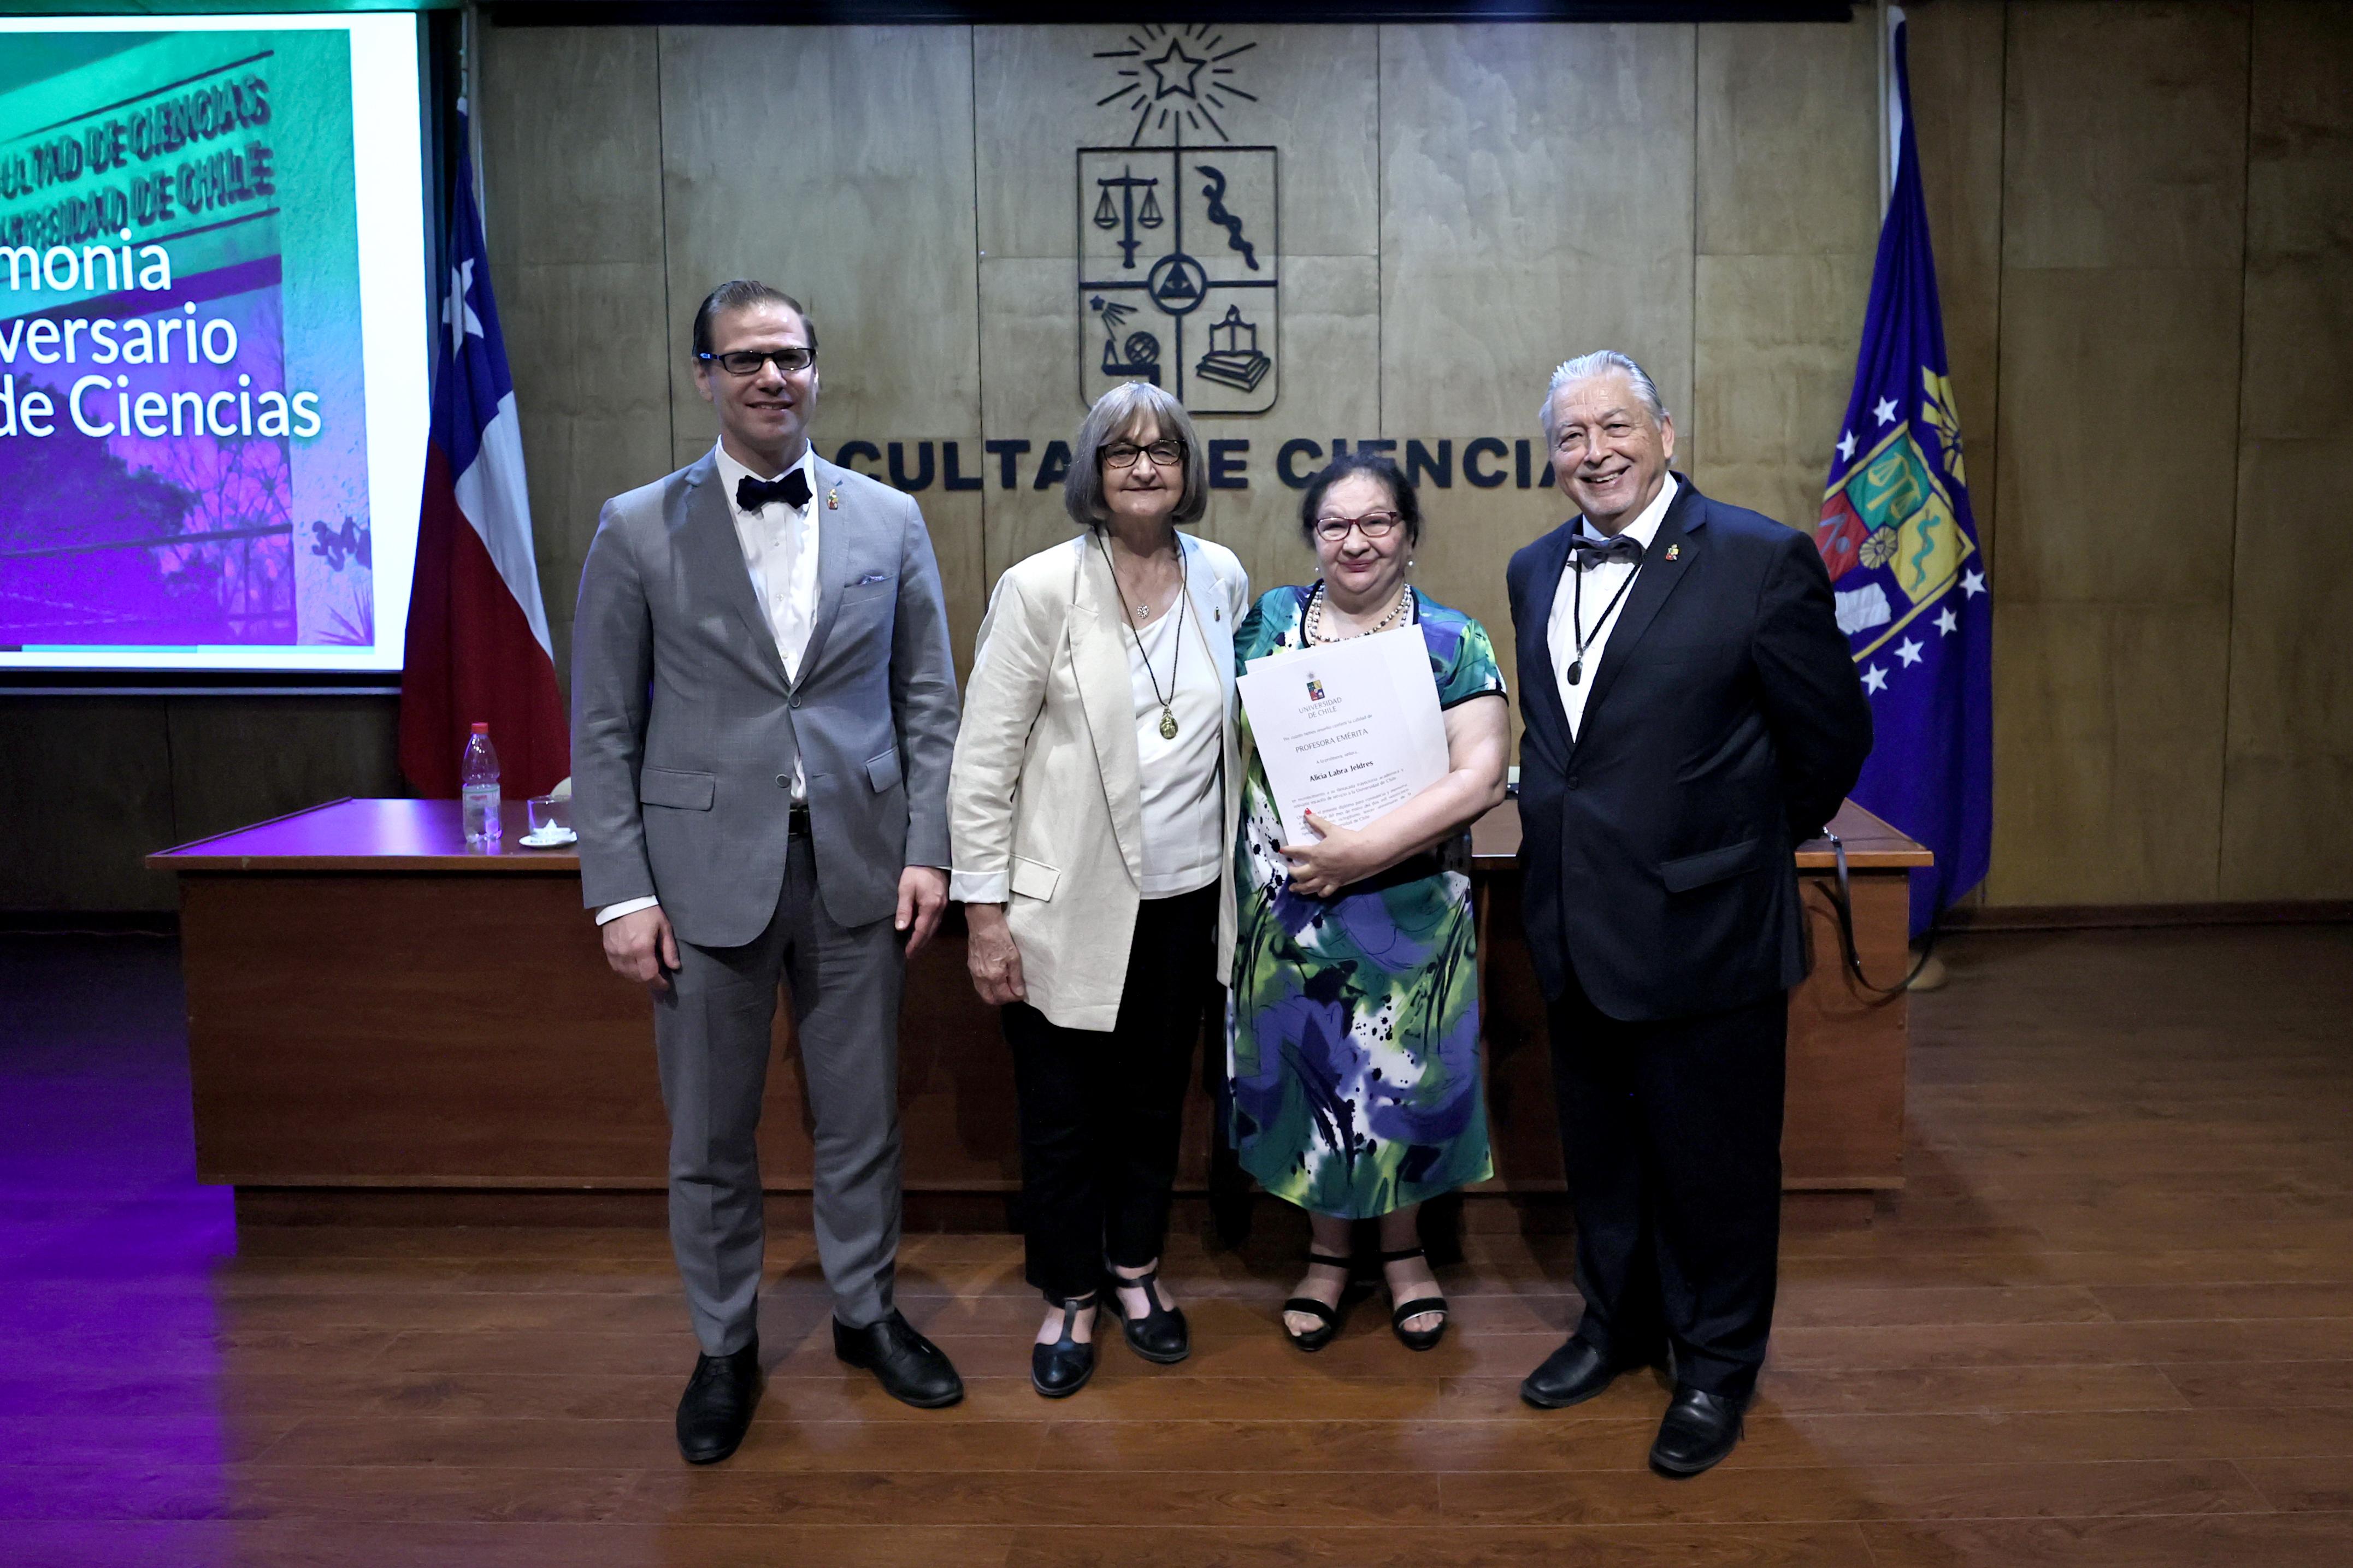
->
xmin=1506 ymin=476 xmax=1872 ymax=1022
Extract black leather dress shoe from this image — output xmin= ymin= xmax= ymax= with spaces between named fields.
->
xmin=1519 ymin=1337 xmax=1623 ymax=1410
xmin=834 ymin=1311 xmax=964 ymax=1409
xmin=676 ymin=1340 xmax=761 ymax=1464
xmin=1650 ymin=1386 xmax=1745 ymax=1476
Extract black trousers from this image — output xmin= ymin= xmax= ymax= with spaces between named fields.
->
xmin=1547 ymin=963 xmax=1788 ymax=1400
xmin=1002 ymin=883 xmax=1217 ymax=1302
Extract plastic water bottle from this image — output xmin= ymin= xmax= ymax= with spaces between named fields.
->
xmin=461 ymin=723 xmax=502 ymax=848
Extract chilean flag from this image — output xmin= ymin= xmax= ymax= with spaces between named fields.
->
xmin=398 ymin=104 xmax=568 ymax=798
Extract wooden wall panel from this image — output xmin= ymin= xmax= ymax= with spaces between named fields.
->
xmin=1986 ymin=2 xmax=2250 ymax=904
xmin=969 ymin=23 xmax=1107 ymax=593
xmin=476 ymin=26 xmax=674 ymax=701
xmin=1378 ymin=22 xmax=1697 ymax=706
xmin=164 ymin=697 xmax=402 ymax=847
xmin=0 ymin=695 xmax=402 ymax=913
xmin=0 ymin=701 xmax=177 ymax=910
xmin=658 ymin=26 xmax=988 ymax=674
xmin=2000 ymin=3 xmax=2251 ymax=273
xmin=2221 ymin=1 xmax=2353 ymax=898
xmin=1694 ymin=15 xmax=1880 ymax=538
xmin=970 ymin=25 xmax=1383 ymax=616
xmin=1692 ymin=251 xmax=1877 ymax=535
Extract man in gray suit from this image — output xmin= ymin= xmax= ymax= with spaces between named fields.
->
xmin=573 ymin=279 xmax=963 ymax=1464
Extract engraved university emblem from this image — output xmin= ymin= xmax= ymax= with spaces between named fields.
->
xmin=1080 ymin=25 xmax=1278 ymax=415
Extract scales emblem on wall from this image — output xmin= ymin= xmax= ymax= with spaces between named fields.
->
xmin=1079 ymin=24 xmax=1278 ymax=415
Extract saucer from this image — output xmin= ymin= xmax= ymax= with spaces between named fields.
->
xmin=518 ymin=827 xmax=577 ymax=848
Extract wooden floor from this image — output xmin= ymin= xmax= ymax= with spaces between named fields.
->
xmin=6 ymin=925 xmax=2353 ymax=1566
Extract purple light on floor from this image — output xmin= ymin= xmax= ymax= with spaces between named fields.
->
xmin=0 ymin=933 xmax=238 ymax=1560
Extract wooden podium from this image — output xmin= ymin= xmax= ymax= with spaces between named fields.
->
xmin=150 ymin=797 xmax=1926 ymax=1218
xmin=1469 ymin=800 xmax=1928 ymax=1200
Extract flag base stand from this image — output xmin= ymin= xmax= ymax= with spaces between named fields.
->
xmin=1906 ymin=949 xmax=1949 ymax=992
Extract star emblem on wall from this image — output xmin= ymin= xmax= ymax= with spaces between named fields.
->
xmin=1962 ymin=569 xmax=1986 ymax=597
xmin=1935 ymin=607 xmax=1959 ymax=636
xmin=1895 ymin=638 xmax=1925 ymax=667
xmin=1862 ymin=665 xmax=1889 ymax=695
xmin=1145 ymin=37 xmax=1207 ymax=99
xmin=1094 ymin=23 xmax=1259 ymax=144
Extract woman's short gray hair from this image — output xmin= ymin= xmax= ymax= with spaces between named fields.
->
xmin=1063 ymin=382 xmax=1209 ymax=529
xmin=1539 ymin=350 xmax=1670 ymax=444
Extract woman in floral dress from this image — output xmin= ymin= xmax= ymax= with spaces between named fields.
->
xmin=1228 ymin=452 xmax=1510 ymax=1351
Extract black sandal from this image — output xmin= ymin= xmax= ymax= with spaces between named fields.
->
xmin=1282 ymin=1250 xmax=1357 ymax=1352
xmin=1379 ymin=1246 xmax=1449 ymax=1352
xmin=1031 ymin=1292 xmax=1096 ymax=1398
xmin=1104 ymin=1263 xmax=1190 ymax=1364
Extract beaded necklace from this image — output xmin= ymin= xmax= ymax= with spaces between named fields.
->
xmin=1305 ymin=579 xmax=1413 ymax=644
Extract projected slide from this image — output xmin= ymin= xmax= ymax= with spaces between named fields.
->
xmin=0 ymin=14 xmax=426 ymax=673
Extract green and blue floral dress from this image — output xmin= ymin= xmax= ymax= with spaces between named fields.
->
xmin=1226 ymin=583 xmax=1506 ymax=1220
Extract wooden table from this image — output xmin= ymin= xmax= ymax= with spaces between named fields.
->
xmin=1469 ymin=798 xmax=1930 ymax=1198
xmin=150 ymin=797 xmax=1925 ymax=1216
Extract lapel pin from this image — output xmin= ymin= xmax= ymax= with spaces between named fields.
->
xmin=825 ymin=488 xmax=841 ymax=511
xmin=1664 ymin=543 xmax=1680 ymax=561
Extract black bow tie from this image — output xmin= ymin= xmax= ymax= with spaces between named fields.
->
xmin=1568 ymin=533 xmax=1644 ymax=569
xmin=736 ymin=469 xmax=812 ymax=513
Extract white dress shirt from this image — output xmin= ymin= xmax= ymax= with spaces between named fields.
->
xmin=1128 ymin=592 xmax=1225 ymax=898
xmin=598 ymin=440 xmax=822 ymax=928
xmin=1548 ymin=472 xmax=1678 ymax=739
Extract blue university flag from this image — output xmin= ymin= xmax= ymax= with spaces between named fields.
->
xmin=1815 ymin=15 xmax=1992 ymax=936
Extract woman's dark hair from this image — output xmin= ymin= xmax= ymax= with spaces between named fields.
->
xmin=692 ymin=280 xmax=817 ymax=358
xmin=1298 ymin=451 xmax=1422 ymax=547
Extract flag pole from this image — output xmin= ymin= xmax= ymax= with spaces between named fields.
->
xmin=1879 ymin=3 xmax=1904 ymax=217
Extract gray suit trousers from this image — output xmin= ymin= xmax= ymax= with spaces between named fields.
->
xmin=653 ymin=833 xmax=904 ymax=1354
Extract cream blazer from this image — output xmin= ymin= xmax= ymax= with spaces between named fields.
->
xmin=949 ymin=531 xmax=1251 ymax=1031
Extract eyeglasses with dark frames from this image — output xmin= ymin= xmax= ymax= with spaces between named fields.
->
xmin=1101 ymin=439 xmax=1187 ymax=469
xmin=1313 ymin=511 xmax=1402 ymax=543
xmin=698 ymin=346 xmax=816 ymax=376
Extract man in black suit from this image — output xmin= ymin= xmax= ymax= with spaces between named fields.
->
xmin=1506 ymin=351 xmax=1871 ymax=1476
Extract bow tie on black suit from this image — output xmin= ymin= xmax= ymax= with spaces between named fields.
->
xmin=736 ymin=469 xmax=812 ymax=513
xmin=1568 ymin=532 xmax=1645 ymax=569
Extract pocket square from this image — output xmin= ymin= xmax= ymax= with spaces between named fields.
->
xmin=854 ymin=571 xmax=890 ymax=587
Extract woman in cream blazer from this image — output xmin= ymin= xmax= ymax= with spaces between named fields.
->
xmin=949 ymin=382 xmax=1249 ymax=1400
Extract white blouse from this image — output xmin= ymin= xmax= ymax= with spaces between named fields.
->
xmin=1127 ymin=595 xmax=1225 ymax=898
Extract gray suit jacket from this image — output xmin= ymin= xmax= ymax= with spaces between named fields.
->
xmin=571 ymin=448 xmax=959 ymax=947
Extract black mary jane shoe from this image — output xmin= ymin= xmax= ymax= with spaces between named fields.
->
xmin=1104 ymin=1263 xmax=1190 ymax=1364
xmin=1030 ymin=1293 xmax=1098 ymax=1399
xmin=1282 ymin=1250 xmax=1358 ymax=1352
xmin=1378 ymin=1245 xmax=1450 ymax=1352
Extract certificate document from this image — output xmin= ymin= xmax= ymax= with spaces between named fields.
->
xmin=1237 ymin=624 xmax=1451 ymax=847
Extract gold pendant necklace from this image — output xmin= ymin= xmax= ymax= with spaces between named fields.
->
xmin=1099 ymin=532 xmax=1189 ymax=741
